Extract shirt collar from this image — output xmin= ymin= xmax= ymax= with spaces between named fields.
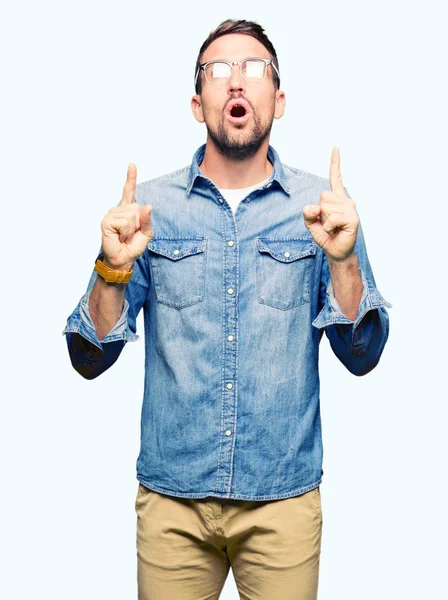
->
xmin=186 ymin=143 xmax=291 ymax=197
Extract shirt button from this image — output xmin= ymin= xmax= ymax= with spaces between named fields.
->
xmin=173 ymin=249 xmax=180 ymax=255
xmin=219 ymin=198 xmax=224 ymax=203
xmin=284 ymin=251 xmax=290 ymax=258
xmin=227 ymin=383 xmax=233 ymax=389
xmin=228 ymin=240 xmax=234 ymax=246
xmin=225 ymin=430 xmax=232 ymax=436
xmin=266 ymin=182 xmax=272 ymax=188
xmin=227 ymin=288 xmax=234 ymax=295
xmin=227 ymin=335 xmax=234 ymax=341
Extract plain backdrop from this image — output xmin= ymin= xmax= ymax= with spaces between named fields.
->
xmin=1 ymin=0 xmax=447 ymax=598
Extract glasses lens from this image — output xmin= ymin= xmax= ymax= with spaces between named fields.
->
xmin=242 ymin=60 xmax=266 ymax=82
xmin=205 ymin=62 xmax=231 ymax=85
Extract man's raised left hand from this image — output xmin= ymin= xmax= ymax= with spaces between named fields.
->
xmin=302 ymin=147 xmax=359 ymax=262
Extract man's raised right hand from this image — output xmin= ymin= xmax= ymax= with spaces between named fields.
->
xmin=100 ymin=163 xmax=153 ymax=270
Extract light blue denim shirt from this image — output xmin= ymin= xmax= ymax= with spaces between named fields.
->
xmin=62 ymin=143 xmax=392 ymax=501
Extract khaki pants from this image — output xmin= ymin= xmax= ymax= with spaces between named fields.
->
xmin=135 ymin=483 xmax=322 ymax=600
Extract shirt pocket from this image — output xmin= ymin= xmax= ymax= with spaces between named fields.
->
xmin=256 ymin=237 xmax=317 ymax=310
xmin=147 ymin=237 xmax=207 ymax=309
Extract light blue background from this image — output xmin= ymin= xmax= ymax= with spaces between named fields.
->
xmin=1 ymin=0 xmax=446 ymax=598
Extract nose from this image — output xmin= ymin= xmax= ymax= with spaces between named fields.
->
xmin=227 ymin=63 xmax=246 ymax=95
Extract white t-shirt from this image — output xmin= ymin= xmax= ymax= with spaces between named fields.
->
xmin=217 ymin=176 xmax=271 ymax=215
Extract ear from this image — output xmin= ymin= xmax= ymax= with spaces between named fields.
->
xmin=274 ymin=89 xmax=286 ymax=120
xmin=191 ymin=94 xmax=205 ymax=124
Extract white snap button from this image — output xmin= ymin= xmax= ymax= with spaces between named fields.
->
xmin=227 ymin=335 xmax=234 ymax=341
xmin=227 ymin=288 xmax=234 ymax=295
xmin=227 ymin=383 xmax=233 ymax=389
xmin=228 ymin=240 xmax=234 ymax=246
xmin=225 ymin=430 xmax=232 ymax=436
xmin=284 ymin=251 xmax=290 ymax=258
xmin=173 ymin=249 xmax=180 ymax=255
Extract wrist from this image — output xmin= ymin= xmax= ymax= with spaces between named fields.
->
xmin=326 ymin=251 xmax=357 ymax=270
xmin=102 ymin=258 xmax=134 ymax=271
xmin=99 ymin=253 xmax=134 ymax=271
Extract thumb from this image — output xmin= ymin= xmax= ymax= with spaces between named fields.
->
xmin=125 ymin=205 xmax=154 ymax=261
xmin=139 ymin=203 xmax=153 ymax=235
xmin=302 ymin=205 xmax=331 ymax=248
xmin=303 ymin=204 xmax=321 ymax=223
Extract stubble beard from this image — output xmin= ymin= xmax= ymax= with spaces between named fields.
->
xmin=205 ymin=109 xmax=274 ymax=162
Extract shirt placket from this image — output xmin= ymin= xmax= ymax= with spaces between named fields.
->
xmin=216 ymin=192 xmax=239 ymax=495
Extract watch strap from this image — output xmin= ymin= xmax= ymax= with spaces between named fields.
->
xmin=94 ymin=254 xmax=134 ymax=284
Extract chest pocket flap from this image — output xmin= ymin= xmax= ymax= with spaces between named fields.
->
xmin=147 ymin=237 xmax=206 ymax=260
xmin=147 ymin=237 xmax=207 ymax=310
xmin=256 ymin=237 xmax=317 ymax=310
xmin=256 ymin=237 xmax=317 ymax=262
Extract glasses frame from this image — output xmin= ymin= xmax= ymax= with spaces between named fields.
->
xmin=194 ymin=57 xmax=280 ymax=88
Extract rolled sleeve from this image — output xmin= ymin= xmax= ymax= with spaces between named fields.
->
xmin=62 ymin=289 xmax=140 ymax=351
xmin=311 ymin=192 xmax=392 ymax=375
xmin=62 ymin=245 xmax=149 ymax=378
xmin=312 ymin=267 xmax=392 ymax=330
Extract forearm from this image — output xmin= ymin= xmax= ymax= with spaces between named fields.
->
xmin=63 ymin=268 xmax=139 ymax=379
xmin=312 ymin=217 xmax=392 ymax=376
xmin=327 ymin=253 xmax=363 ymax=321
xmin=313 ymin=254 xmax=391 ymax=376
xmin=88 ymin=276 xmax=128 ymax=341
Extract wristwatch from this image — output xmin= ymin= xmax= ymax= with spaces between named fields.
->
xmin=94 ymin=253 xmax=134 ymax=284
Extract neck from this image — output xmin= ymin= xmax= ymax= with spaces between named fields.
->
xmin=199 ymin=137 xmax=274 ymax=189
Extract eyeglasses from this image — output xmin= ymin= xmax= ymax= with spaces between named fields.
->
xmin=194 ymin=57 xmax=280 ymax=88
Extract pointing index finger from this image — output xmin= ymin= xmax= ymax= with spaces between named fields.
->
xmin=120 ymin=162 xmax=137 ymax=204
xmin=329 ymin=147 xmax=345 ymax=196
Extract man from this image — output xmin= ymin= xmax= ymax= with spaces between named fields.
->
xmin=63 ymin=18 xmax=391 ymax=600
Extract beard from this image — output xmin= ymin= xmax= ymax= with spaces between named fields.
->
xmin=205 ymin=107 xmax=274 ymax=162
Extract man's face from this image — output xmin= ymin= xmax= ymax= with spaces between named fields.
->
xmin=191 ymin=33 xmax=285 ymax=161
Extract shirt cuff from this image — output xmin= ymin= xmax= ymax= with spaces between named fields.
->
xmin=62 ymin=288 xmax=140 ymax=351
xmin=312 ymin=267 xmax=392 ymax=330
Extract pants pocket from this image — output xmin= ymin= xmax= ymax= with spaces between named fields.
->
xmin=135 ymin=482 xmax=151 ymax=512
xmin=310 ymin=486 xmax=322 ymax=522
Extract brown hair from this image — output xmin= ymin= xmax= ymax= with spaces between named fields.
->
xmin=194 ymin=19 xmax=280 ymax=95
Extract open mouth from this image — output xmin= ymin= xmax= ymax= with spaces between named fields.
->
xmin=230 ymin=104 xmax=247 ymax=118
xmin=225 ymin=99 xmax=251 ymax=124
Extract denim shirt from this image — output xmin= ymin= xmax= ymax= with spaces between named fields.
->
xmin=62 ymin=143 xmax=392 ymax=501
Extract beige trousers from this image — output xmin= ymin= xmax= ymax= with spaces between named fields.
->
xmin=135 ymin=482 xmax=323 ymax=600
